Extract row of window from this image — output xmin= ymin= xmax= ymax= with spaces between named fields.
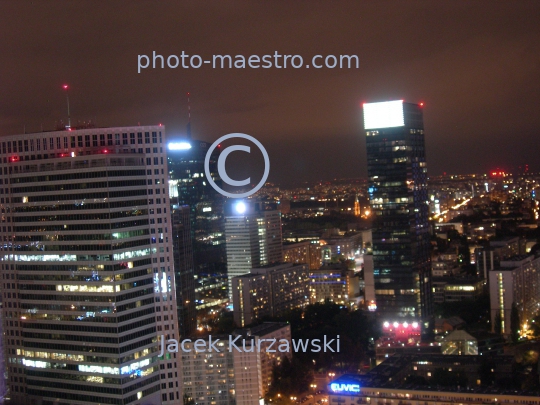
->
xmin=23 ymin=325 xmax=157 ymax=345
xmin=1 ymin=132 xmax=162 ymax=153
xmin=13 ymin=218 xmax=149 ymax=232
xmin=9 ymin=199 xmax=148 ymax=213
xmin=8 ymin=169 xmax=146 ymax=184
xmin=9 ymin=179 xmax=147 ymax=195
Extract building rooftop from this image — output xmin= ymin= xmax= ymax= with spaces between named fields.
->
xmin=441 ymin=329 xmax=477 ymax=342
xmin=233 ymin=322 xmax=290 ymax=337
xmin=330 ymin=354 xmax=539 ymax=397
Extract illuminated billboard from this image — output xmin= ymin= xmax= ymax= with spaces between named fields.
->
xmin=363 ymin=100 xmax=405 ymax=130
xmin=330 ymin=382 xmax=360 ymax=394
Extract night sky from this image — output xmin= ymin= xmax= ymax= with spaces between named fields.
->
xmin=2 ymin=1 xmax=540 ymax=185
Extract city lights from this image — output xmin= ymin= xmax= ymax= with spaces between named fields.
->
xmin=168 ymin=141 xmax=192 ymax=150
xmin=235 ymin=201 xmax=246 ymax=214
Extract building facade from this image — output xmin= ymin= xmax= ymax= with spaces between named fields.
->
xmin=489 ymin=254 xmax=540 ymax=335
xmin=309 ymin=264 xmax=359 ymax=305
xmin=171 ymin=204 xmax=197 ymax=336
xmin=224 ymin=201 xmax=283 ymax=300
xmin=0 ymin=126 xmax=182 ymax=404
xmin=283 ymin=240 xmax=322 ymax=270
xmin=363 ymin=100 xmax=433 ymax=319
xmin=167 ymin=138 xmax=226 ymax=291
xmin=232 ymin=263 xmax=309 ymax=327
xmin=181 ymin=323 xmax=291 ymax=405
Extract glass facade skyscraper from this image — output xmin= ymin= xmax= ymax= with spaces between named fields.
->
xmin=363 ymin=100 xmax=433 ymax=319
xmin=0 ymin=126 xmax=182 ymax=405
xmin=167 ymin=139 xmax=225 ymax=278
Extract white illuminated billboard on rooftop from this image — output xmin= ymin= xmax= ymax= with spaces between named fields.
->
xmin=363 ymin=100 xmax=405 ymax=129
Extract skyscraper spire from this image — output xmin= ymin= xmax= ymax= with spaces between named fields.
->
xmin=63 ymin=84 xmax=71 ymax=129
xmin=186 ymin=91 xmax=192 ymax=139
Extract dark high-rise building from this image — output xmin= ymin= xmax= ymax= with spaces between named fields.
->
xmin=167 ymin=139 xmax=225 ymax=277
xmin=171 ymin=204 xmax=197 ymax=336
xmin=363 ymin=100 xmax=433 ymax=319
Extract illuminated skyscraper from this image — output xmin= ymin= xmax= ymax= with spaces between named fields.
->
xmin=167 ymin=139 xmax=225 ymax=277
xmin=363 ymin=100 xmax=433 ymax=319
xmin=224 ymin=201 xmax=283 ymax=301
xmin=0 ymin=126 xmax=182 ymax=405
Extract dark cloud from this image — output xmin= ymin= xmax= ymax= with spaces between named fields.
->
xmin=1 ymin=1 xmax=539 ymax=184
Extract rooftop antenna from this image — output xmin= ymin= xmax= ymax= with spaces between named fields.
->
xmin=186 ymin=92 xmax=191 ymax=139
xmin=62 ymin=84 xmax=71 ymax=129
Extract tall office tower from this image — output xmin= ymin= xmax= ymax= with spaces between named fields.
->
xmin=0 ymin=126 xmax=182 ymax=405
xmin=363 ymin=100 xmax=433 ymax=319
xmin=171 ymin=204 xmax=196 ymax=336
xmin=167 ymin=138 xmax=225 ymax=277
xmin=224 ymin=201 xmax=283 ymax=300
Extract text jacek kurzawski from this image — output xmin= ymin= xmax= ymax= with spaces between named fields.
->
xmin=158 ymin=335 xmax=340 ymax=355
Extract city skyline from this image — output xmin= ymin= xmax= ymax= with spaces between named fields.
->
xmin=2 ymin=2 xmax=540 ymax=185
xmin=2 ymin=2 xmax=540 ymax=404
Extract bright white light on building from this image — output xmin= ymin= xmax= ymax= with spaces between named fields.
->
xmin=403 ymin=322 xmax=409 ymax=328
xmin=412 ymin=322 xmax=419 ymax=328
xmin=235 ymin=202 xmax=246 ymax=214
xmin=363 ymin=100 xmax=405 ymax=129
xmin=393 ymin=322 xmax=399 ymax=328
xmin=383 ymin=321 xmax=390 ymax=328
xmin=168 ymin=142 xmax=192 ymax=150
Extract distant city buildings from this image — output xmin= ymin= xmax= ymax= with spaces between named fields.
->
xmin=363 ymin=100 xmax=433 ymax=319
xmin=231 ymin=263 xmax=309 ymax=327
xmin=0 ymin=127 xmax=182 ymax=405
xmin=320 ymin=232 xmax=362 ymax=263
xmin=224 ymin=201 xmax=283 ymax=300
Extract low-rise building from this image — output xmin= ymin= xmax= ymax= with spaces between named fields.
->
xmin=329 ymin=355 xmax=535 ymax=405
xmin=432 ymin=277 xmax=484 ymax=303
xmin=440 ymin=330 xmax=478 ymax=355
